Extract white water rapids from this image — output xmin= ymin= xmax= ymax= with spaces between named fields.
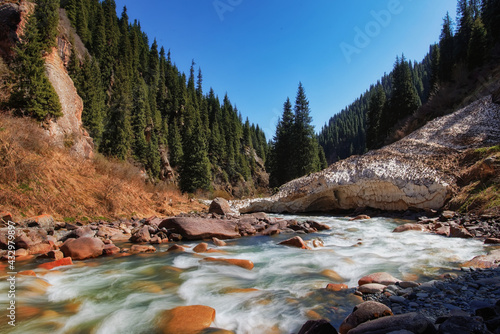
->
xmin=0 ymin=215 xmax=489 ymax=333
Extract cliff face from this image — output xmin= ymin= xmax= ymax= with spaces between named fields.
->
xmin=236 ymin=96 xmax=500 ymax=213
xmin=0 ymin=2 xmax=93 ymax=158
xmin=44 ymin=47 xmax=93 ymax=158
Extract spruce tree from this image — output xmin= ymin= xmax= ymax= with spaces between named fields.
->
xmin=179 ymin=110 xmax=211 ymax=193
xmin=101 ymin=65 xmax=133 ymax=160
xmin=131 ymin=76 xmax=149 ymax=163
xmin=455 ymin=0 xmax=474 ymax=62
xmin=467 ymin=17 xmax=488 ymax=70
xmin=439 ymin=12 xmax=455 ymax=83
xmin=366 ymin=85 xmax=386 ymax=150
xmin=429 ymin=44 xmax=440 ymax=95
xmin=35 ymin=0 xmax=59 ymax=49
xmin=293 ymin=82 xmax=320 ymax=178
xmin=10 ymin=12 xmax=62 ymax=121
xmin=168 ymin=120 xmax=183 ymax=168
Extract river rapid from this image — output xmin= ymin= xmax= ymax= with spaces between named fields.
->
xmin=0 ymin=215 xmax=488 ymax=334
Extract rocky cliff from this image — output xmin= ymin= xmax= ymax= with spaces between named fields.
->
xmin=235 ymin=96 xmax=500 ymax=213
xmin=0 ymin=1 xmax=93 ymax=158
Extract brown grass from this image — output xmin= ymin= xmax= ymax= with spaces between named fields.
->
xmin=0 ymin=113 xmax=206 ymax=221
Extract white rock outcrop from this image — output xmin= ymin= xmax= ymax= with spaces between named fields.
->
xmin=235 ymin=97 xmax=500 ymax=213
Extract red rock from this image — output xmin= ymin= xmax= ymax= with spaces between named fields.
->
xmin=130 ymin=245 xmax=156 ymax=253
xmin=202 ymin=257 xmax=254 ymax=270
xmin=450 ymin=225 xmax=474 ymax=238
xmin=193 ymin=242 xmax=209 ymax=253
xmin=60 ymin=237 xmax=104 ymax=260
xmin=1 ymin=211 xmax=13 ymax=223
xmin=159 ymin=217 xmax=240 ymax=240
xmin=358 ymin=272 xmax=400 ymax=286
xmin=349 ymin=215 xmax=371 ymax=221
xmin=279 ymin=236 xmax=310 ymax=249
xmin=38 ymin=257 xmax=73 ymax=270
xmin=167 ymin=244 xmax=185 ymax=252
xmin=209 ymin=197 xmax=233 ymax=216
xmin=462 ymin=249 xmax=500 ymax=269
xmin=24 ymin=214 xmax=55 ymax=229
xmin=261 ymin=224 xmax=280 ymax=236
xmin=15 ymin=248 xmax=29 ymax=257
xmin=357 ymin=283 xmax=386 ymax=294
xmin=307 ymin=221 xmax=331 ymax=231
xmin=150 ymin=236 xmax=162 ymax=244
xmin=485 ymin=238 xmax=500 ymax=244
xmin=28 ymin=243 xmax=53 ymax=255
xmin=435 ymin=226 xmax=450 ymax=236
xmin=37 ymin=250 xmax=64 ymax=260
xmin=212 ymin=237 xmax=227 ymax=247
xmin=19 ymin=270 xmax=36 ymax=276
xmin=102 ymin=244 xmax=121 ymax=255
xmin=157 ymin=305 xmax=216 ymax=334
xmin=326 ymin=283 xmax=348 ymax=292
xmin=339 ymin=301 xmax=393 ymax=334
xmin=393 ymin=223 xmax=424 ymax=233
xmin=130 ymin=225 xmax=151 ymax=243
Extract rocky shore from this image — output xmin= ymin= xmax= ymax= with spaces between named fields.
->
xmin=2 ymin=201 xmax=500 ymax=333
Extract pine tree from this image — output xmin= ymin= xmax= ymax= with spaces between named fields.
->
xmin=455 ymin=0 xmax=474 ymax=62
xmin=293 ymin=82 xmax=320 ymax=178
xmin=35 ymin=0 xmax=59 ymax=49
xmin=179 ymin=111 xmax=211 ymax=193
xmin=131 ymin=76 xmax=149 ymax=163
xmin=168 ymin=120 xmax=183 ymax=168
xmin=79 ymin=56 xmax=106 ymax=147
xmin=101 ymin=65 xmax=133 ymax=160
xmin=366 ymin=85 xmax=386 ymax=150
xmin=439 ymin=12 xmax=455 ymax=82
xmin=429 ymin=44 xmax=440 ymax=95
xmin=390 ymin=55 xmax=421 ymax=120
xmin=467 ymin=17 xmax=488 ymax=69
xmin=10 ymin=12 xmax=62 ymax=121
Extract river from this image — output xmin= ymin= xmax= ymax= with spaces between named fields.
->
xmin=0 ymin=215 xmax=488 ymax=333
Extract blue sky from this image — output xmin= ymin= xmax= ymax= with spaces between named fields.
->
xmin=115 ymin=0 xmax=458 ymax=140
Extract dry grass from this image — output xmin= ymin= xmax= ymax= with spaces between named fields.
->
xmin=0 ymin=113 xmax=206 ymax=221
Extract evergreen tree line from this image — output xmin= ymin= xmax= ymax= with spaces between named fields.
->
xmin=267 ymin=83 xmax=327 ymax=188
xmin=319 ymin=0 xmax=499 ymax=163
xmin=59 ymin=0 xmax=268 ymax=193
xmin=9 ymin=0 xmax=62 ymax=121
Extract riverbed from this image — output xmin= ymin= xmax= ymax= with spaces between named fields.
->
xmin=0 ymin=215 xmax=489 ymax=333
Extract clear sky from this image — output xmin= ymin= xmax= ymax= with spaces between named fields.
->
xmin=115 ymin=0 xmax=458 ymax=140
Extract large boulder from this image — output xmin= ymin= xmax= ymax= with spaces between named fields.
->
xmin=358 ymin=272 xmax=400 ymax=286
xmin=279 ymin=236 xmax=310 ymax=249
xmin=297 ymin=319 xmax=338 ymax=334
xmin=346 ymin=312 xmax=436 ymax=334
xmin=235 ymin=97 xmax=500 ymax=213
xmin=159 ymin=217 xmax=240 ymax=240
xmin=157 ymin=305 xmax=215 ymax=334
xmin=60 ymin=237 xmax=104 ymax=260
xmin=339 ymin=301 xmax=393 ymax=334
xmin=209 ymin=198 xmax=233 ymax=216
xmin=129 ymin=226 xmax=151 ymax=243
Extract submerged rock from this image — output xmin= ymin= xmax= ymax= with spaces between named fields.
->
xmin=201 ymin=257 xmax=254 ymax=270
xmin=279 ymin=236 xmax=310 ymax=249
xmin=358 ymin=272 xmax=401 ymax=286
xmin=157 ymin=305 xmax=216 ymax=334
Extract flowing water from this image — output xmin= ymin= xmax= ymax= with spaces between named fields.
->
xmin=0 ymin=215 xmax=489 ymax=334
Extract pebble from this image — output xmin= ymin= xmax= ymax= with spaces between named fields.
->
xmin=364 ymin=267 xmax=500 ymax=323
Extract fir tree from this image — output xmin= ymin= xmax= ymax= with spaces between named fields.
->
xmin=35 ymin=0 xmax=59 ymax=49
xmin=366 ymin=85 xmax=386 ymax=150
xmin=293 ymin=82 xmax=320 ymax=177
xmin=10 ymin=12 xmax=62 ymax=121
xmin=429 ymin=44 xmax=440 ymax=95
xmin=439 ymin=12 xmax=455 ymax=82
xmin=101 ymin=65 xmax=133 ymax=160
xmin=467 ymin=17 xmax=488 ymax=69
xmin=168 ymin=120 xmax=183 ymax=168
